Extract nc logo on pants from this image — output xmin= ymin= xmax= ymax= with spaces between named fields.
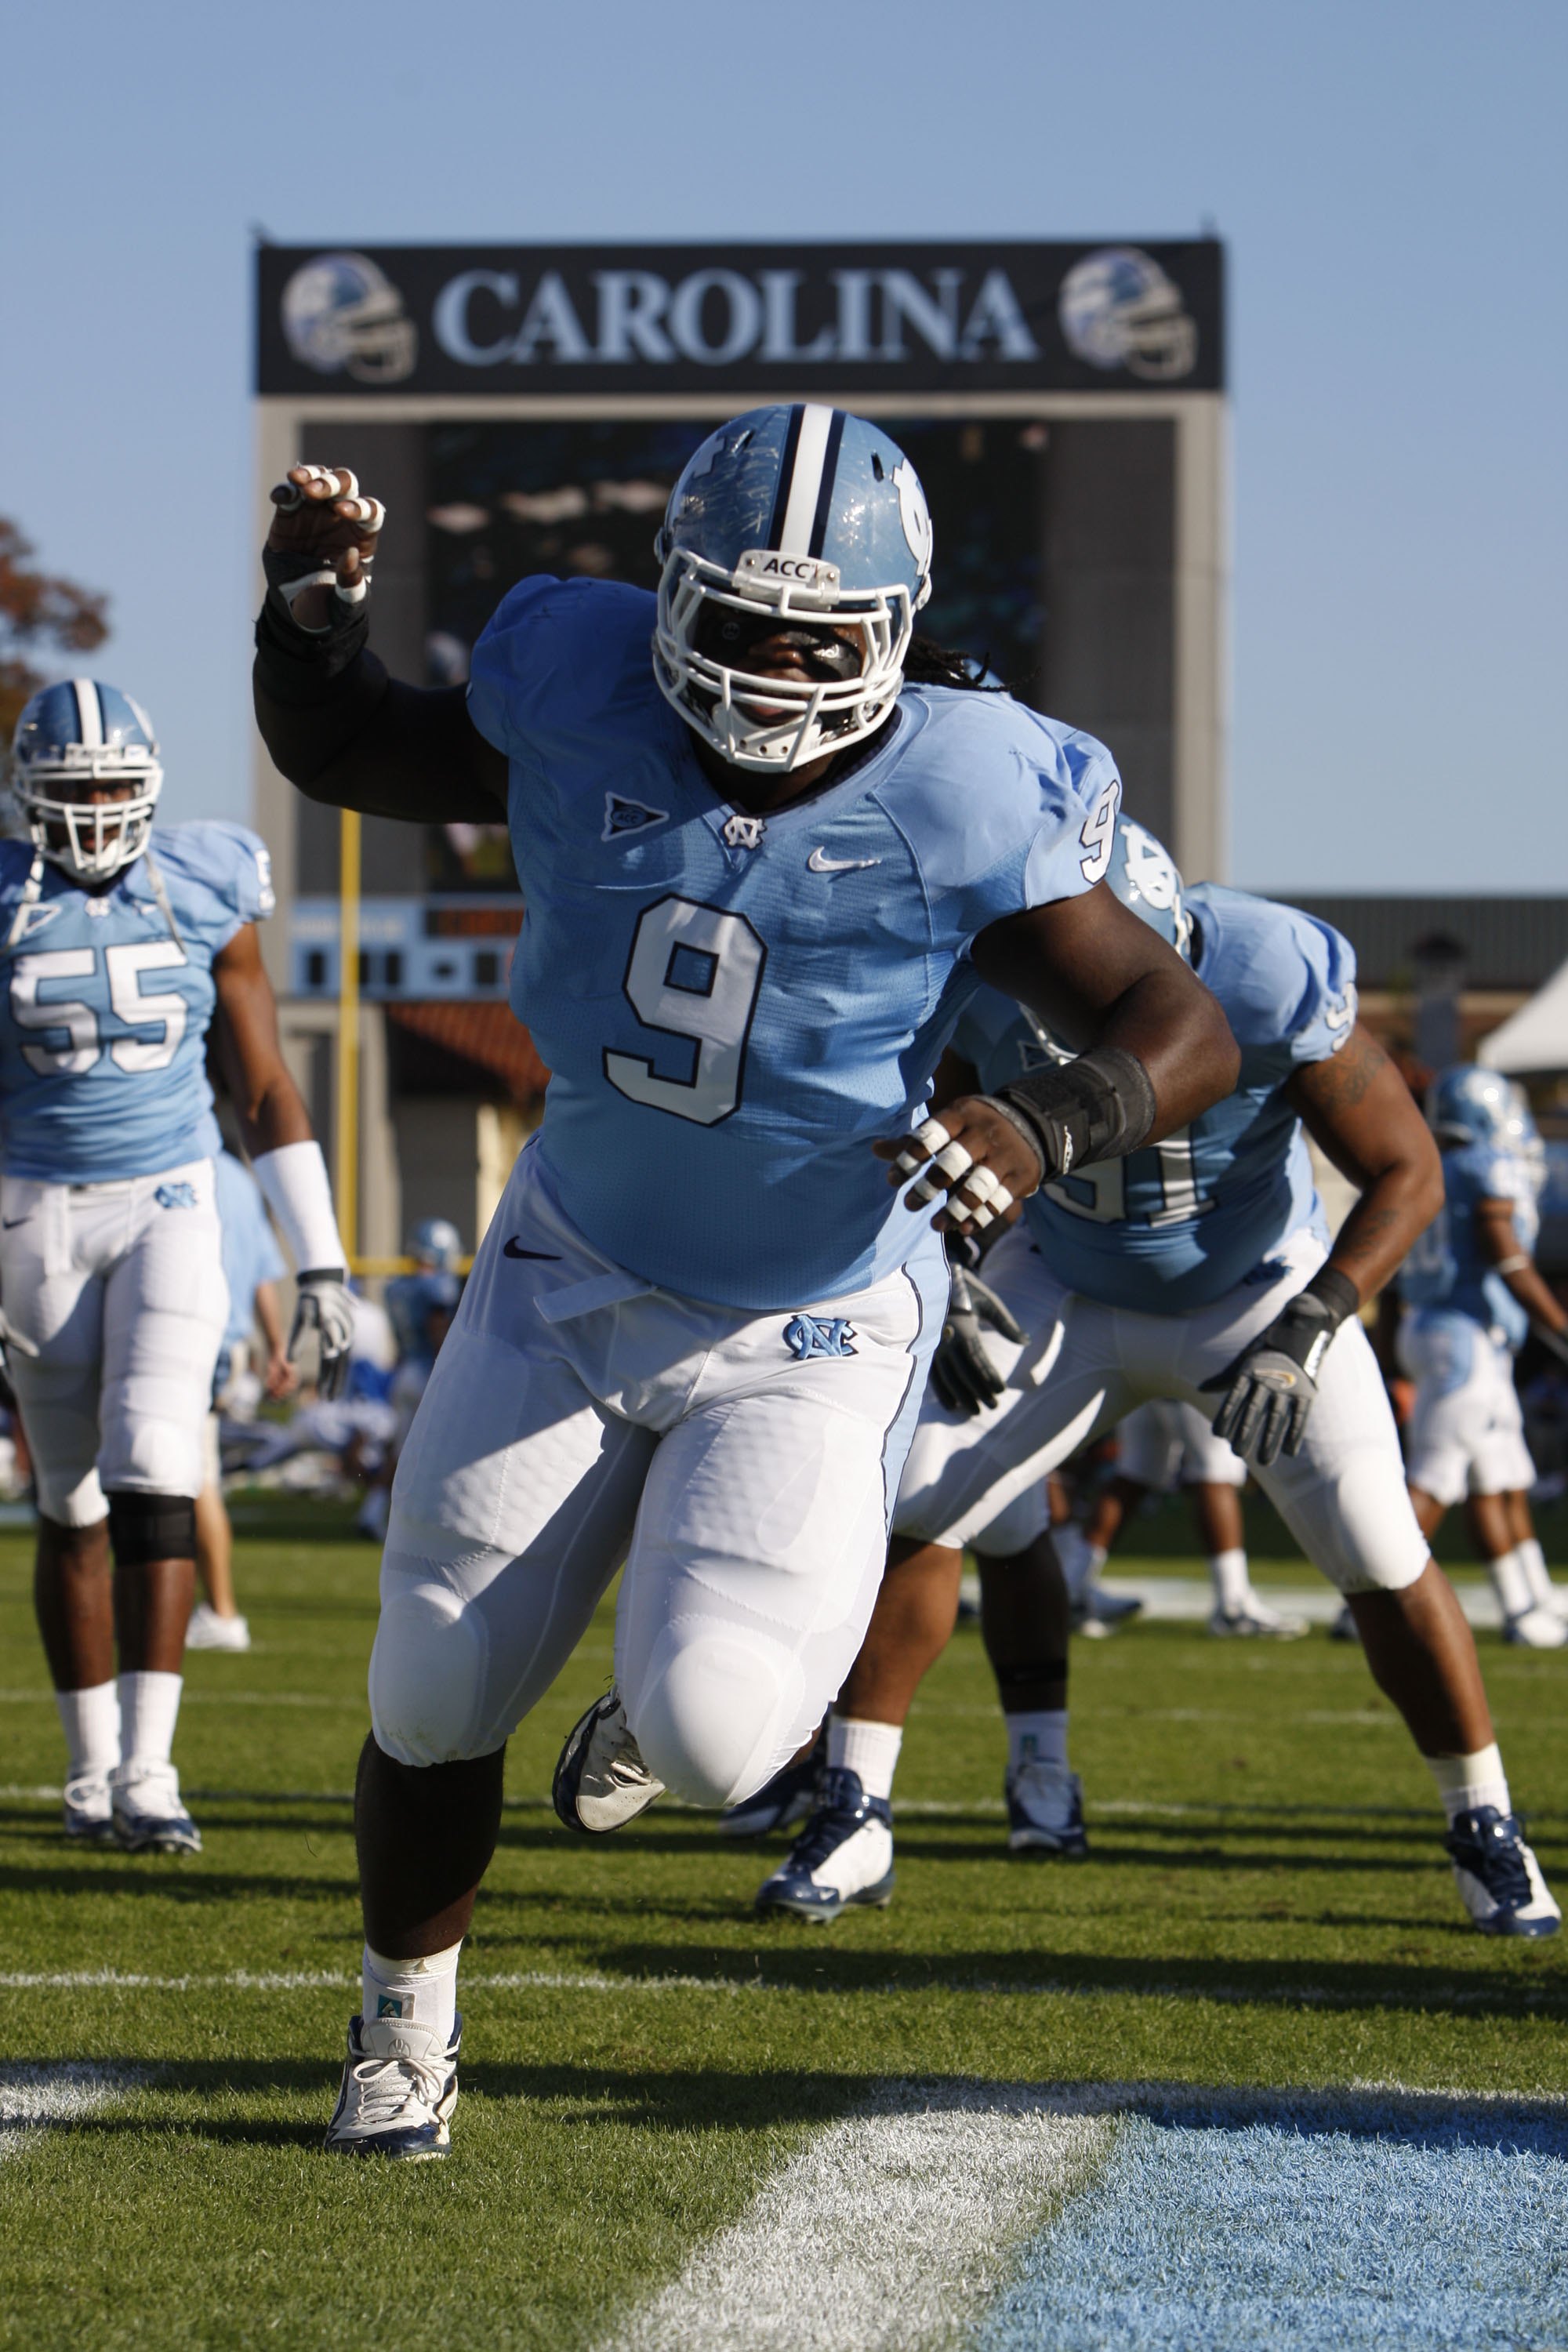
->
xmin=784 ymin=1315 xmax=857 ymax=1361
xmin=154 ymin=1182 xmax=198 ymax=1210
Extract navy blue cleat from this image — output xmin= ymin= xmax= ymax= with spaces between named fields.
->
xmin=1006 ymin=1761 xmax=1089 ymax=1857
xmin=717 ymin=1733 xmax=823 ymax=1838
xmin=324 ymin=2013 xmax=463 ymax=2158
xmin=755 ymin=1768 xmax=895 ymax=1923
xmin=1443 ymin=1808 xmax=1561 ymax=1938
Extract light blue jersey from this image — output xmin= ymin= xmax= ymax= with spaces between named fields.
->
xmin=951 ymin=883 xmax=1355 ymax=1313
xmin=385 ymin=1271 xmax=461 ymax=1370
xmin=468 ymin=577 xmax=1114 ymax=1308
xmin=0 ymin=824 xmax=273 ymax=1185
xmin=214 ymin=1149 xmax=286 ymax=1352
xmin=1399 ymin=1142 xmax=1537 ymax=1350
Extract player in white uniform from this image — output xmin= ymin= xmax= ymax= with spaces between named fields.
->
xmin=1396 ymin=1066 xmax=1568 ymax=1645
xmin=753 ymin=820 xmax=1558 ymax=1940
xmin=252 ymin=409 xmax=1238 ymax=2156
xmin=1066 ymin=1398 xmax=1306 ymax=1638
xmin=2 ymin=681 xmax=354 ymax=1852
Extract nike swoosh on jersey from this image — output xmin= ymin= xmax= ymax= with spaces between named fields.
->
xmin=807 ymin=848 xmax=883 ymax=873
xmin=503 ymin=1239 xmax=561 ymax=1261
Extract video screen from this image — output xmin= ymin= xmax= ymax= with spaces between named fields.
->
xmin=420 ymin=416 xmax=1050 ymax=889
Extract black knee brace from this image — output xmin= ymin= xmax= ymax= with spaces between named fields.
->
xmin=105 ymin=1490 xmax=197 ymax=1566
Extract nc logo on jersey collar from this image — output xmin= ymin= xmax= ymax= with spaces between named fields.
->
xmin=784 ymin=1314 xmax=857 ymax=1361
xmin=603 ymin=793 xmax=669 ymax=843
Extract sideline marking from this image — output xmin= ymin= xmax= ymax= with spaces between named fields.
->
xmin=0 ymin=2063 xmax=129 ymax=2161
xmin=600 ymin=2081 xmax=1116 ymax=2352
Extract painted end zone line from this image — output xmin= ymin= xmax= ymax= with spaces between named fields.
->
xmin=597 ymin=2080 xmax=1568 ymax=2352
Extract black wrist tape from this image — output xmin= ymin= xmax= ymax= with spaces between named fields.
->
xmin=254 ymin=590 xmax=372 ymax=708
xmin=993 ymin=1047 xmax=1157 ymax=1180
xmin=1288 ymin=1265 xmax=1360 ymax=1333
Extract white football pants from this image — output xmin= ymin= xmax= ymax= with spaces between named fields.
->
xmin=1399 ymin=1312 xmax=1534 ymax=1506
xmin=1116 ymin=1397 xmax=1248 ymax=1493
xmin=0 ymin=1159 xmax=229 ymax=1525
xmin=895 ymin=1223 xmax=1430 ymax=1595
xmin=369 ymin=1144 xmax=946 ymax=1806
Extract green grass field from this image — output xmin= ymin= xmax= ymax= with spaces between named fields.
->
xmin=2 ymin=1498 xmax=1566 ymax=2350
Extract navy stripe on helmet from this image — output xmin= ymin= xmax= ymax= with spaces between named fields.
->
xmin=764 ymin=406 xmax=806 ymax=550
xmin=807 ymin=410 xmax=848 ymax=561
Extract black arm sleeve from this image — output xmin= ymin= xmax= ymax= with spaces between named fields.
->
xmin=253 ymin=596 xmax=506 ymax=824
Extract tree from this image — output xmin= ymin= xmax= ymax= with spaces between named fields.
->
xmin=0 ymin=520 xmax=110 ymax=746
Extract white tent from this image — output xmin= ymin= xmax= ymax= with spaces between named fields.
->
xmin=1479 ymin=956 xmax=1568 ymax=1075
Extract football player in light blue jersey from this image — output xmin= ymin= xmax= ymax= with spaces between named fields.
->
xmin=2 ymin=681 xmax=354 ymax=1855
xmin=253 ymin=410 xmax=1237 ymax=2158
xmin=357 ymin=1221 xmax=464 ymax=1543
xmin=755 ymin=818 xmax=1559 ymax=1944
xmin=1396 ymin=1066 xmax=1568 ymax=1645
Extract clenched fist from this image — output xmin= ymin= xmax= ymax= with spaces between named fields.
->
xmin=264 ymin=464 xmax=385 ymax=635
xmin=873 ymin=1094 xmax=1044 ymax=1236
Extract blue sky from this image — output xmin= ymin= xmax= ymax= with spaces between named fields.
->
xmin=2 ymin=0 xmax=1563 ymax=890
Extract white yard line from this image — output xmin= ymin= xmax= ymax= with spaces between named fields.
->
xmin=599 ymin=2082 xmax=1116 ymax=2352
xmin=0 ymin=2063 xmax=129 ymax=2161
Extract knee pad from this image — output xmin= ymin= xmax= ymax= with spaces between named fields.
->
xmin=368 ymin=1575 xmax=491 ymax=1767
xmin=105 ymin=1490 xmax=197 ymax=1566
xmin=628 ymin=1626 xmax=804 ymax=1809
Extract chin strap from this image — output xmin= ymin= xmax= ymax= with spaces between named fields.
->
xmin=141 ymin=848 xmax=184 ymax=949
xmin=4 ymin=849 xmax=46 ymax=952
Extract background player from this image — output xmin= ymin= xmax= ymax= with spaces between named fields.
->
xmin=1067 ymin=1399 xmax=1307 ymax=1639
xmin=356 ymin=1218 xmax=462 ymax=1542
xmin=188 ymin=1142 xmax=296 ymax=1653
xmin=252 ymin=412 xmax=1239 ymax=2158
xmin=756 ymin=820 xmax=1557 ymax=1941
xmin=1396 ymin=1065 xmax=1568 ymax=1646
xmin=2 ymin=681 xmax=354 ymax=1851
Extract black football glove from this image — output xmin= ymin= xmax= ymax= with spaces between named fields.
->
xmin=1201 ymin=1267 xmax=1359 ymax=1468
xmin=931 ymin=1265 xmax=1027 ymax=1417
xmin=289 ymin=1272 xmax=356 ymax=1402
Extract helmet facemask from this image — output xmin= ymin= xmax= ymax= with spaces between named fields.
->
xmin=654 ymin=546 xmax=915 ymax=773
xmin=13 ymin=747 xmax=162 ymax=885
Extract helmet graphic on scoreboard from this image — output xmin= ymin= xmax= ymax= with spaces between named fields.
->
xmin=281 ymin=252 xmax=418 ymax=383
xmin=1058 ymin=247 xmax=1197 ymax=381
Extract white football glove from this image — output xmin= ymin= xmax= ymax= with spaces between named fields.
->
xmin=289 ymin=1273 xmax=355 ymax=1401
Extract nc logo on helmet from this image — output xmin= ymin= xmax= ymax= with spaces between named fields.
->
xmin=281 ymin=252 xmax=418 ymax=383
xmin=893 ymin=462 xmax=933 ymax=577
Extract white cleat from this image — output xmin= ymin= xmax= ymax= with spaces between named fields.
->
xmin=553 ymin=1690 xmax=665 ymax=1833
xmin=110 ymin=1762 xmax=201 ymax=1854
xmin=1208 ymin=1597 xmax=1310 ymax=1640
xmin=1504 ymin=1606 xmax=1568 ymax=1650
xmin=324 ymin=2013 xmax=462 ymax=2158
xmin=63 ymin=1771 xmax=117 ymax=1846
xmin=185 ymin=1602 xmax=251 ymax=1652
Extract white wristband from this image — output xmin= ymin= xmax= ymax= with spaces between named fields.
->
xmin=252 ymin=1142 xmax=347 ymax=1274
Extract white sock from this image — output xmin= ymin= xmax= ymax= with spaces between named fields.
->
xmin=362 ymin=1941 xmax=462 ymax=2039
xmin=117 ymin=1670 xmax=183 ymax=1769
xmin=1425 ymin=1744 xmax=1511 ymax=1825
xmin=1486 ymin=1546 xmax=1535 ymax=1621
xmin=1007 ymin=1708 xmax=1069 ymax=1775
xmin=1516 ymin=1537 xmax=1556 ymax=1610
xmin=827 ymin=1718 xmax=902 ymax=1802
xmin=1208 ymin=1548 xmax=1251 ymax=1615
xmin=55 ymin=1681 xmax=120 ymax=1781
